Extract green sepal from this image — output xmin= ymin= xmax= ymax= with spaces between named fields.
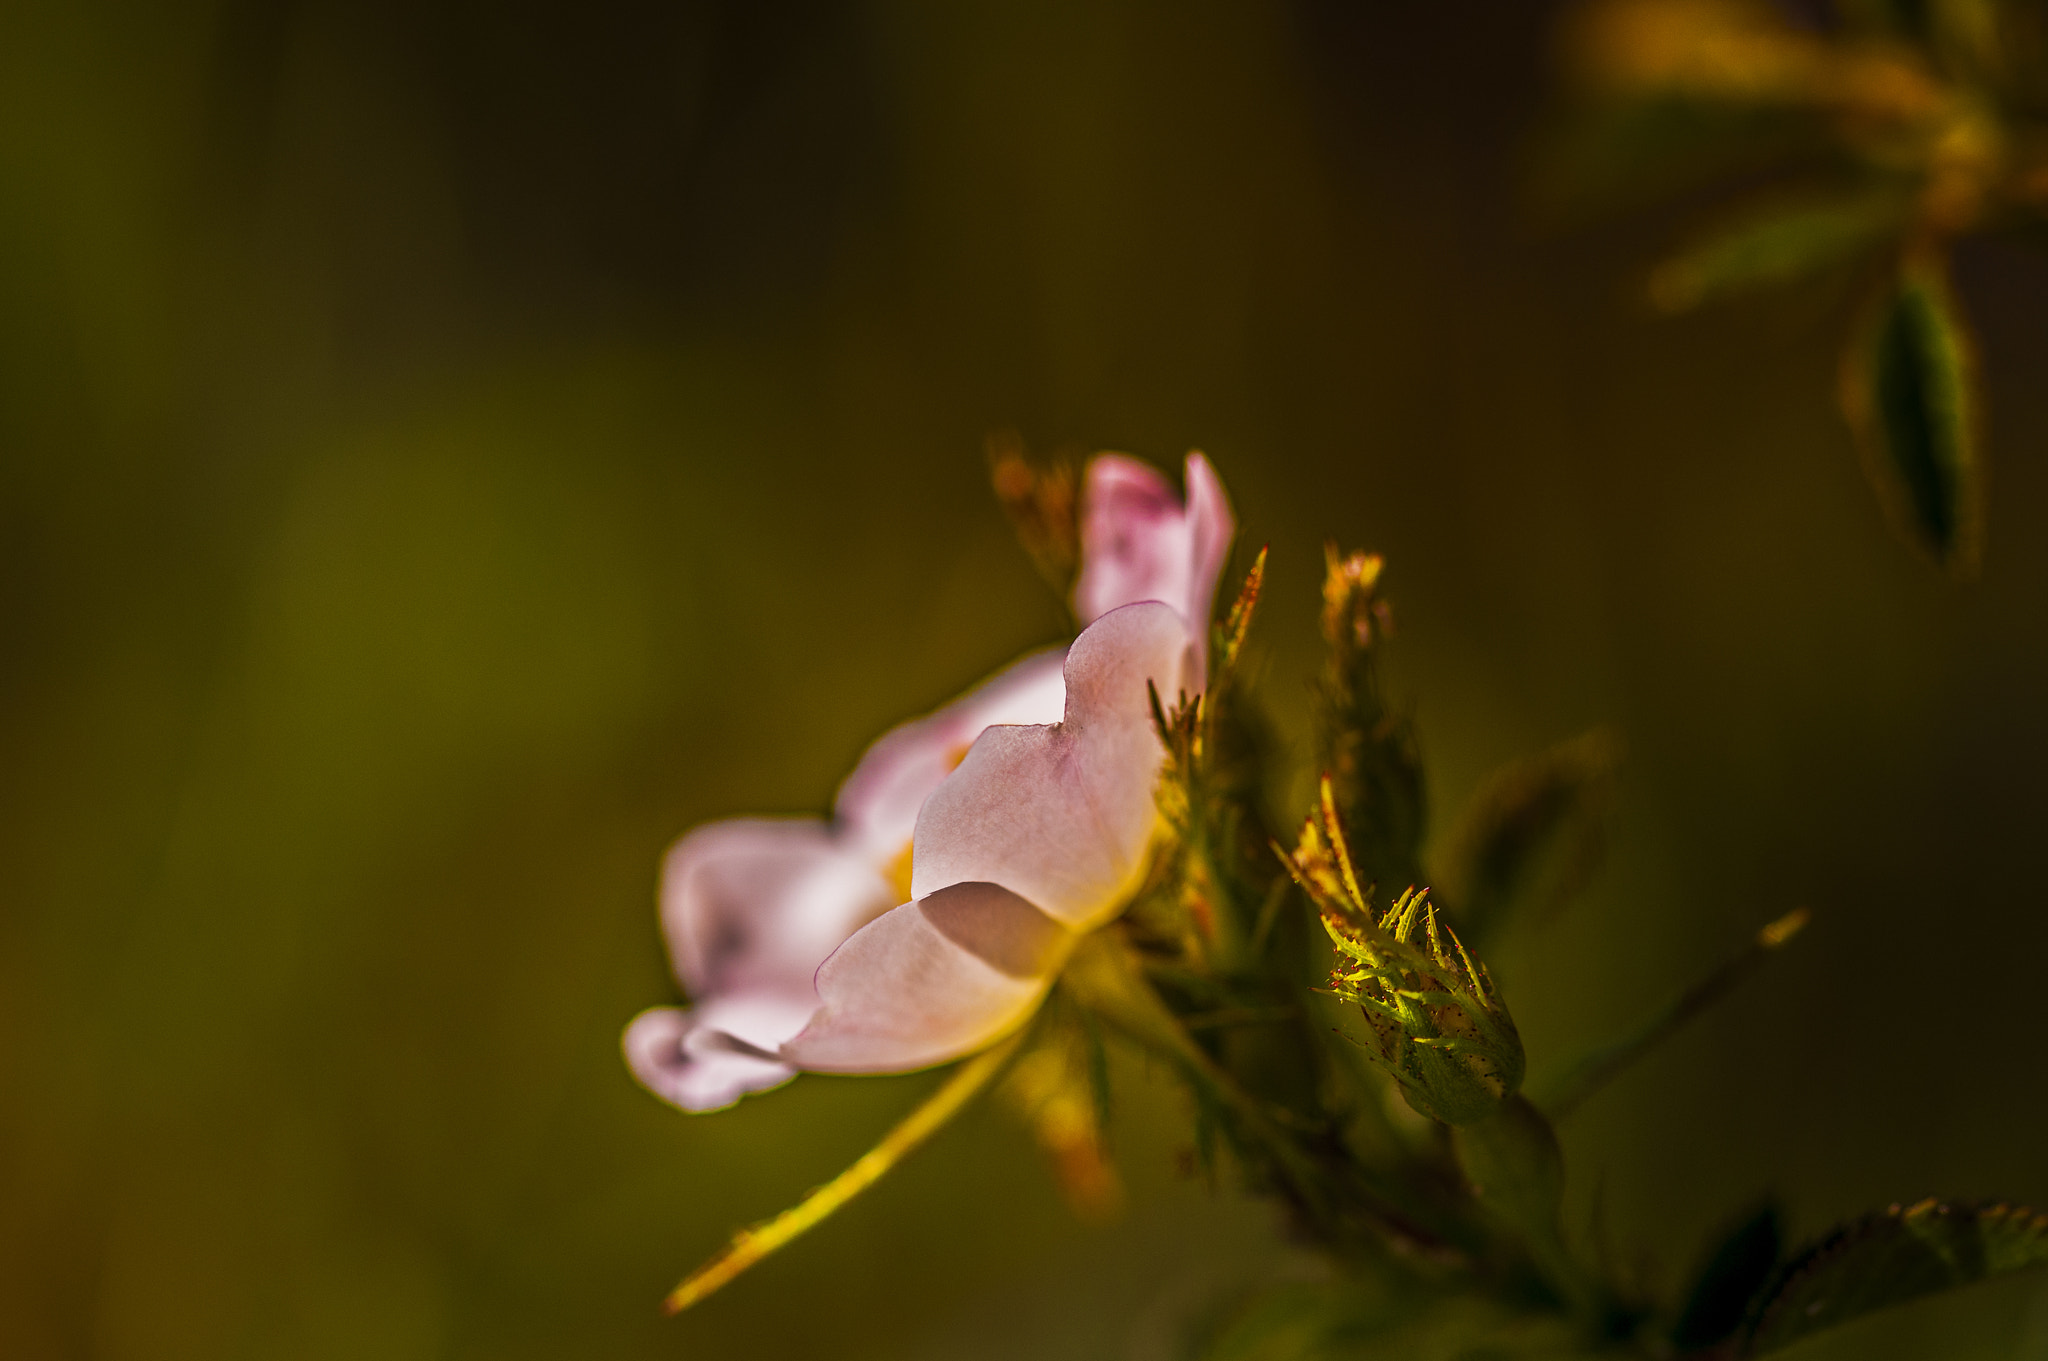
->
xmin=1452 ymin=1095 xmax=1595 ymax=1314
xmin=1312 ymin=549 xmax=1427 ymax=902
xmin=1131 ymin=548 xmax=1286 ymax=979
xmin=1739 ymin=1200 xmax=2048 ymax=1356
xmin=1671 ymin=1200 xmax=1783 ymax=1352
xmin=1839 ymin=255 xmax=1985 ymax=578
xmin=1294 ymin=820 xmax=1525 ymax=1128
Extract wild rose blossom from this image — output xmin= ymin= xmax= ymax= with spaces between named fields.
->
xmin=624 ymin=453 xmax=1233 ymax=1111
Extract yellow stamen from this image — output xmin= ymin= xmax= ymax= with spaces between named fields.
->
xmin=881 ymin=744 xmax=972 ymax=904
xmin=884 ymin=842 xmax=915 ymax=904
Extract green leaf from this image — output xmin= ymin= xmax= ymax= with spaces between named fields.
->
xmin=1672 ymin=1201 xmax=1783 ymax=1352
xmin=1648 ymin=191 xmax=1906 ymax=312
xmin=1739 ymin=1200 xmax=2048 ymax=1356
xmin=1839 ymin=257 xmax=1985 ymax=578
xmin=1441 ymin=730 xmax=1621 ymax=949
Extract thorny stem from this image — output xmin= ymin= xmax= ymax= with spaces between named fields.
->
xmin=663 ymin=1026 xmax=1028 ymax=1313
xmin=1064 ymin=932 xmax=1459 ymax=1260
xmin=1063 ymin=935 xmax=1335 ymax=1207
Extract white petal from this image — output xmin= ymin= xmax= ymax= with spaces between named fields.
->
xmin=831 ymin=647 xmax=1068 ymax=862
xmin=660 ymin=818 xmax=897 ymax=999
xmin=623 ymin=1006 xmax=797 ymax=1112
xmin=780 ymin=882 xmax=1074 ymax=1073
xmin=910 ymin=602 xmax=1187 ymax=929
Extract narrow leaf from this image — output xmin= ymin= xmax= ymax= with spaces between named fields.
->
xmin=1649 ymin=191 xmax=1905 ymax=312
xmin=1672 ymin=1201 xmax=1783 ymax=1351
xmin=1839 ymin=257 xmax=1985 ymax=577
xmin=1741 ymin=1200 xmax=2048 ymax=1355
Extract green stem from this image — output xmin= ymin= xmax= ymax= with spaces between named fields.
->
xmin=1062 ymin=933 xmax=1339 ymax=1216
xmin=663 ymin=1027 xmax=1027 ymax=1314
xmin=1537 ymin=908 xmax=1809 ymax=1121
xmin=1453 ymin=1095 xmax=1600 ymax=1317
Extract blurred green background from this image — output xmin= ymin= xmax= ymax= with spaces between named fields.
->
xmin=4 ymin=2 xmax=2046 ymax=1357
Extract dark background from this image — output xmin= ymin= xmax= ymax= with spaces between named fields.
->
xmin=3 ymin=3 xmax=2045 ymax=1357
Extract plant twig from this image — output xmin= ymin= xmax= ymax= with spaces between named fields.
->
xmin=663 ymin=1027 xmax=1028 ymax=1313
xmin=1537 ymin=908 xmax=1810 ymax=1121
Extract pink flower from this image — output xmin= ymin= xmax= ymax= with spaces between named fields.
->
xmin=625 ymin=454 xmax=1233 ymax=1111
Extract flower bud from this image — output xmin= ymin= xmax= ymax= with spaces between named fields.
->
xmin=1281 ymin=779 xmax=1524 ymax=1126
xmin=1320 ymin=546 xmax=1391 ymax=655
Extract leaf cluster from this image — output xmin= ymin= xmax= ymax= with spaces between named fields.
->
xmin=1122 ymin=540 xmax=2044 ymax=1359
xmin=1550 ymin=0 xmax=2042 ymax=575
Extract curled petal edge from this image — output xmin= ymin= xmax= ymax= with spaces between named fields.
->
xmin=624 ymin=1006 xmax=798 ymax=1113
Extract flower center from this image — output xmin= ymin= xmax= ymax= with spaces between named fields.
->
xmin=885 ymin=841 xmax=915 ymax=904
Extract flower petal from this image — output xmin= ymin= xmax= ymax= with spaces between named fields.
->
xmin=1181 ymin=452 xmax=1236 ymax=682
xmin=910 ymin=601 xmax=1188 ymax=929
xmin=832 ymin=647 xmax=1069 ymax=863
xmin=1073 ymin=455 xmax=1191 ymax=629
xmin=780 ymin=881 xmax=1074 ymax=1073
xmin=687 ymin=992 xmax=822 ymax=1055
xmin=1072 ymin=454 xmax=1236 ymax=680
xmin=623 ymin=1006 xmax=797 ymax=1112
xmin=660 ymin=818 xmax=897 ymax=999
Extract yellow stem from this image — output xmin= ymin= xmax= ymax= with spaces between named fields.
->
xmin=663 ymin=1028 xmax=1027 ymax=1314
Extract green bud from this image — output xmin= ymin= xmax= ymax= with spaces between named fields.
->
xmin=1281 ymin=778 xmax=1524 ymax=1126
